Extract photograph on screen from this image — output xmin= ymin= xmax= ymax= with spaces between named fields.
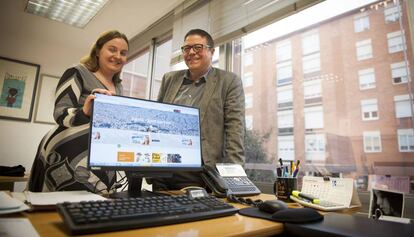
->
xmin=88 ymin=94 xmax=202 ymax=169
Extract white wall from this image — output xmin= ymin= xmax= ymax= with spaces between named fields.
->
xmin=0 ymin=1 xmax=89 ymax=181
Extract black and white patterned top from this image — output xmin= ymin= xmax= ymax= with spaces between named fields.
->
xmin=28 ymin=64 xmax=123 ymax=193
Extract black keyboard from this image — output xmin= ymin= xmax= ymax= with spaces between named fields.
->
xmin=57 ymin=195 xmax=238 ymax=235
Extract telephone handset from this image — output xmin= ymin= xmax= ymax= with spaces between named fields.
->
xmin=201 ymin=165 xmax=261 ymax=198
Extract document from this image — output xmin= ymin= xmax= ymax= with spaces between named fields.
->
xmin=0 ymin=191 xmax=30 ymax=215
xmin=25 ymin=190 xmax=107 ymax=206
xmin=0 ymin=218 xmax=39 ymax=237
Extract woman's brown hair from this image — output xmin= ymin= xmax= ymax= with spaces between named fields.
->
xmin=80 ymin=30 xmax=129 ymax=81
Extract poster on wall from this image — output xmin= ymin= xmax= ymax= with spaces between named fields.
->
xmin=34 ymin=74 xmax=59 ymax=124
xmin=0 ymin=56 xmax=40 ymax=122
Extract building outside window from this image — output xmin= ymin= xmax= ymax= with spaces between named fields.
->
xmin=302 ymin=53 xmax=321 ymax=75
xmin=276 ymin=40 xmax=292 ymax=62
xmin=394 ymin=94 xmax=413 ymax=118
xmin=245 ymin=94 xmax=253 ymax=109
xmin=398 ymin=129 xmax=414 ymax=152
xmin=356 ymin=39 xmax=373 ymax=60
xmin=354 ymin=14 xmax=370 ymax=32
xmin=304 ymin=106 xmax=324 ymax=129
xmin=228 ymin=0 xmax=414 ymax=185
xmin=361 ymin=99 xmax=379 ymax=121
xmin=384 ymin=3 xmax=401 ymax=23
xmin=363 ymin=131 xmax=382 ymax=153
xmin=387 ymin=31 xmax=406 ymax=54
xmin=278 ymin=136 xmax=295 ymax=161
xmin=391 ymin=61 xmax=409 ymax=84
xmin=276 ymin=61 xmax=293 ymax=85
xmin=243 ymin=72 xmax=253 ymax=87
xmin=244 ymin=52 xmax=253 ymax=66
xmin=121 ymin=50 xmax=149 ymax=98
xmin=245 ymin=115 xmax=253 ymax=130
xmin=358 ymin=68 xmax=376 ymax=90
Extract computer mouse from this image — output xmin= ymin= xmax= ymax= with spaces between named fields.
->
xmin=258 ymin=199 xmax=288 ymax=214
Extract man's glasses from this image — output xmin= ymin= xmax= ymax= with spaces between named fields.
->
xmin=181 ymin=44 xmax=211 ymax=53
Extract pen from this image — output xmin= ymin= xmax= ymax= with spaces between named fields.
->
xmin=292 ymin=160 xmax=300 ymax=177
xmin=292 ymin=190 xmax=320 ymax=204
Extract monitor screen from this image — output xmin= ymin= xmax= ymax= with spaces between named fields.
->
xmin=88 ymin=94 xmax=203 ymax=173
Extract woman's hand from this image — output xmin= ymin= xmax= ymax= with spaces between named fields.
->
xmin=82 ymin=89 xmax=115 ymax=116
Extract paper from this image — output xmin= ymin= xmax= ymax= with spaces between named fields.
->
xmin=216 ymin=163 xmax=247 ymax=177
xmin=0 ymin=218 xmax=39 ymax=237
xmin=301 ymin=176 xmax=361 ymax=208
xmin=0 ymin=192 xmax=30 ymax=215
xmin=25 ymin=190 xmax=107 ymax=206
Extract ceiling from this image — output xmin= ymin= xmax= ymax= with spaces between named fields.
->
xmin=0 ymin=0 xmax=185 ymax=59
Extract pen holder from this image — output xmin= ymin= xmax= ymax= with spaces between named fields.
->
xmin=273 ymin=177 xmax=297 ymax=202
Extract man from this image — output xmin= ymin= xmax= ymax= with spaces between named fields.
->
xmin=152 ymin=29 xmax=246 ymax=190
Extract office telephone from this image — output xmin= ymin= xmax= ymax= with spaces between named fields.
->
xmin=201 ymin=165 xmax=261 ymax=198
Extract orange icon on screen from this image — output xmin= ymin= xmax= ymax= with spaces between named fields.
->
xmin=118 ymin=152 xmax=134 ymax=162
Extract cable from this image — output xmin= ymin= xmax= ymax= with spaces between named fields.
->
xmin=226 ymin=194 xmax=263 ymax=207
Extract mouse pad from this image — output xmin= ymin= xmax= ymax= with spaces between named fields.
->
xmin=239 ymin=207 xmax=324 ymax=223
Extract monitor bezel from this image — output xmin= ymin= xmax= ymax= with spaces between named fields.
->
xmin=87 ymin=94 xmax=203 ymax=173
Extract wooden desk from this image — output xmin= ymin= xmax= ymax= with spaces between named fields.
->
xmin=0 ymin=175 xmax=29 ymax=191
xmin=19 ymin=194 xmax=284 ymax=237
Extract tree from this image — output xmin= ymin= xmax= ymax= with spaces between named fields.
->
xmin=244 ymin=129 xmax=272 ymax=163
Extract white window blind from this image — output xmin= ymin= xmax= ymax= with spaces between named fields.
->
xmin=354 ymin=14 xmax=369 ymax=33
xmin=358 ymin=68 xmax=376 ymax=90
xmin=356 ymin=39 xmax=372 ymax=60
xmin=278 ymin=136 xmax=295 ymax=160
xmin=277 ymin=85 xmax=293 ymax=104
xmin=278 ymin=110 xmax=294 ymax=128
xmin=398 ymin=129 xmax=414 ymax=152
xmin=361 ymin=99 xmax=378 ymax=120
xmin=276 ymin=40 xmax=292 ymax=62
xmin=394 ymin=94 xmax=413 ymax=118
xmin=303 ymin=53 xmax=320 ymax=74
xmin=171 ymin=0 xmax=321 ymax=60
xmin=391 ymin=61 xmax=409 ymax=84
xmin=387 ymin=31 xmax=405 ymax=53
xmin=304 ymin=79 xmax=321 ymax=99
xmin=302 ymin=30 xmax=319 ymax=55
xmin=304 ymin=106 xmax=323 ymax=129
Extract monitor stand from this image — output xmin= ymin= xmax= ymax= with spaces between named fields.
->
xmin=110 ymin=172 xmax=172 ymax=199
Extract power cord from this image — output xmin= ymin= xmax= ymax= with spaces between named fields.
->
xmin=226 ymin=194 xmax=263 ymax=207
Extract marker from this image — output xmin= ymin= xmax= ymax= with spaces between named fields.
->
xmin=292 ymin=190 xmax=320 ymax=204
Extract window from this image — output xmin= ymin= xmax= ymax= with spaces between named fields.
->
xmin=398 ymin=129 xmax=414 ymax=152
xmin=304 ymin=106 xmax=324 ymax=129
xmin=361 ymin=99 xmax=379 ymax=121
xmin=305 ymin=134 xmax=325 ymax=161
xmin=302 ymin=53 xmax=320 ymax=74
xmin=358 ymin=68 xmax=376 ymax=90
xmin=302 ymin=31 xmax=319 ymax=55
xmin=228 ymin=0 xmax=414 ymax=186
xmin=387 ymin=31 xmax=405 ymax=54
xmin=394 ymin=94 xmax=413 ymax=118
xmin=245 ymin=115 xmax=253 ymax=130
xmin=276 ymin=40 xmax=291 ymax=62
xmin=277 ymin=110 xmax=293 ymax=129
xmin=356 ymin=39 xmax=373 ymax=60
xmin=384 ymin=4 xmax=401 ymax=23
xmin=243 ymin=72 xmax=253 ymax=87
xmin=276 ymin=61 xmax=292 ymax=85
xmin=391 ymin=61 xmax=409 ymax=84
xmin=245 ymin=94 xmax=253 ymax=109
xmin=121 ymin=50 xmax=149 ymax=99
xmin=151 ymin=39 xmax=173 ymax=100
xmin=354 ymin=14 xmax=369 ymax=33
xmin=244 ymin=52 xmax=253 ymax=66
xmin=277 ymin=85 xmax=293 ymax=108
xmin=363 ymin=131 xmax=382 ymax=153
xmin=304 ymin=80 xmax=322 ymax=99
xmin=278 ymin=136 xmax=294 ymax=160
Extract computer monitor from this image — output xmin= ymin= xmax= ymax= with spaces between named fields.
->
xmin=88 ymin=94 xmax=203 ymax=197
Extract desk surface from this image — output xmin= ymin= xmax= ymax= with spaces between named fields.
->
xmin=11 ymin=193 xmax=285 ymax=237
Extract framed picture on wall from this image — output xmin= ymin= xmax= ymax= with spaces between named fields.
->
xmin=0 ymin=56 xmax=40 ymax=122
xmin=34 ymin=74 xmax=59 ymax=124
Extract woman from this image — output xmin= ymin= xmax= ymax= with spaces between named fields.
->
xmin=28 ymin=30 xmax=129 ymax=194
